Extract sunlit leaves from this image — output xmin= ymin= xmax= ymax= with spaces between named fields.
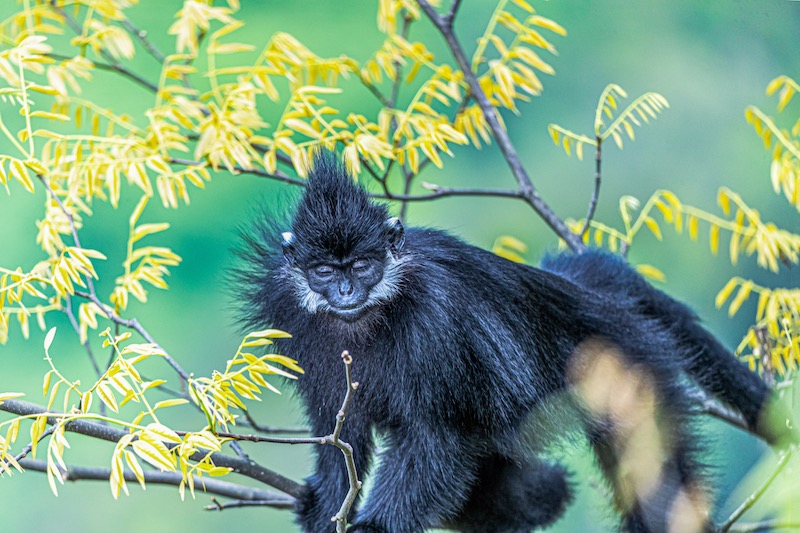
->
xmin=492 ymin=235 xmax=528 ymax=263
xmin=548 ymin=85 xmax=668 ymax=159
xmin=717 ymin=280 xmax=800 ymax=378
xmin=472 ymin=2 xmax=564 ymax=112
xmin=746 ymin=76 xmax=800 ymax=212
xmin=71 ymin=21 xmax=134 ymax=61
xmin=169 ymin=0 xmax=234 ymax=55
xmin=188 ymin=329 xmax=300 ymax=432
xmin=111 ymin=196 xmax=182 ymax=310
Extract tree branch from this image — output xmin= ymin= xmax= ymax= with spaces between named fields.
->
xmin=46 ymin=0 xmax=159 ymax=94
xmin=203 ymin=352 xmax=362 ymax=532
xmin=73 ymin=289 xmax=191 ymax=383
xmin=372 ymin=185 xmax=523 ymax=202
xmin=205 ymin=496 xmax=295 ymax=511
xmin=580 ymin=136 xmax=602 ymax=237
xmin=18 ymin=458 xmax=295 ymax=507
xmin=0 ymin=399 xmax=304 ymax=498
xmin=168 ymin=157 xmax=306 ymax=188
xmin=415 ymin=0 xmax=584 ymax=252
xmin=118 ymin=18 xmax=166 ymax=64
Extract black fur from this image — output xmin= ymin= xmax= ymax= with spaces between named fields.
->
xmin=235 ymin=153 xmax=784 ymax=533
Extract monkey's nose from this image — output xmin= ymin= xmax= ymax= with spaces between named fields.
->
xmin=339 ymin=279 xmax=354 ymax=296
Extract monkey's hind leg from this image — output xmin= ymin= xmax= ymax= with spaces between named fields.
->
xmin=452 ymin=455 xmax=573 ymax=533
xmin=571 ymin=340 xmax=712 ymax=533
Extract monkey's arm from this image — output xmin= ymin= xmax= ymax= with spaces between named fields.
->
xmin=297 ymin=415 xmax=373 ymax=533
xmin=349 ymin=425 xmax=478 ymax=533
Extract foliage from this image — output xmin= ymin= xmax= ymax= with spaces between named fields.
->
xmin=0 ymin=0 xmax=796 ymax=531
xmin=0 ymin=0 xmax=571 ymax=509
xmin=547 ymin=79 xmax=800 ymax=383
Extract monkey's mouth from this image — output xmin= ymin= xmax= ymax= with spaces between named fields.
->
xmin=328 ymin=304 xmax=368 ymax=321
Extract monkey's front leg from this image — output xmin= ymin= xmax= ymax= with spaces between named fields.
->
xmin=349 ymin=427 xmax=478 ymax=533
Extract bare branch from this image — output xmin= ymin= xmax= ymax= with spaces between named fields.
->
xmin=205 ymin=496 xmax=296 ymax=511
xmin=445 ymin=0 xmax=463 ymax=27
xmin=329 ymin=350 xmax=361 ymax=532
xmin=415 ymin=0 xmax=584 ymax=252
xmin=0 ymin=399 xmax=304 ymax=498
xmin=580 ymin=136 xmax=603 ymax=237
xmin=372 ymin=185 xmax=523 ymax=202
xmin=19 ymin=458 xmax=294 ymax=506
xmin=63 ymin=294 xmax=103 ymax=379
xmin=241 ymin=410 xmax=309 ymax=435
xmin=118 ymin=18 xmax=166 ymax=64
xmin=360 ymin=79 xmax=394 ymax=108
xmin=49 ymin=3 xmax=158 ymax=93
xmin=202 ymin=351 xmax=362 ymax=531
xmin=74 ymin=289 xmax=191 ymax=383
xmin=168 ymin=157 xmax=306 ymax=188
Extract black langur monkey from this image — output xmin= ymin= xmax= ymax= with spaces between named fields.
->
xmin=236 ymin=153 xmax=790 ymax=533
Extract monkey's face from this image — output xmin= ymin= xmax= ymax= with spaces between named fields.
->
xmin=304 ymin=257 xmax=385 ymax=319
xmin=280 ymin=217 xmax=406 ymax=322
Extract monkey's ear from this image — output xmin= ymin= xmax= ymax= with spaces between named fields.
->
xmin=385 ymin=217 xmax=405 ymax=256
xmin=281 ymin=232 xmax=296 ymax=264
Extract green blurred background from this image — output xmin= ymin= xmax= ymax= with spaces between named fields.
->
xmin=1 ymin=1 xmax=798 ymax=531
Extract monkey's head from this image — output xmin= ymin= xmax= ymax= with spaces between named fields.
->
xmin=279 ymin=153 xmax=407 ymax=322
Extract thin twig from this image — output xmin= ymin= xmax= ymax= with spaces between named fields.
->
xmin=415 ymin=0 xmax=584 ymax=252
xmin=445 ymin=0 xmax=463 ymax=26
xmin=1 ymin=426 xmax=56 ymax=471
xmin=205 ymin=496 xmax=295 ymax=511
xmin=242 ymin=409 xmax=308 ymax=435
xmin=372 ymin=185 xmax=523 ymax=202
xmin=119 ymin=18 xmax=166 ymax=63
xmin=46 ymin=52 xmax=158 ymax=93
xmin=74 ymin=289 xmax=191 ymax=383
xmin=168 ymin=157 xmax=306 ymax=188
xmin=360 ymin=79 xmax=394 ymax=108
xmin=63 ymin=294 xmax=102 ymax=379
xmin=720 ymin=450 xmax=794 ymax=532
xmin=330 ymin=351 xmax=361 ymax=533
xmin=580 ymin=136 xmax=602 ymax=237
xmin=199 ymin=351 xmax=362 ymax=531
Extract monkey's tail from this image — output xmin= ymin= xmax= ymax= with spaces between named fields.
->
xmin=541 ymin=249 xmax=793 ymax=447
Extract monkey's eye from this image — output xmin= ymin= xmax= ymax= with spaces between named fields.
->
xmin=352 ymin=259 xmax=371 ymax=273
xmin=311 ymin=265 xmax=335 ymax=279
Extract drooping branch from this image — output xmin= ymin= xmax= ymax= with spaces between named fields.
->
xmin=0 ymin=399 xmax=304 ymax=498
xmin=415 ymin=0 xmax=585 ymax=252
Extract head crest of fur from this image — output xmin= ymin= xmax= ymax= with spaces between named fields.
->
xmin=291 ymin=152 xmax=389 ymax=262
